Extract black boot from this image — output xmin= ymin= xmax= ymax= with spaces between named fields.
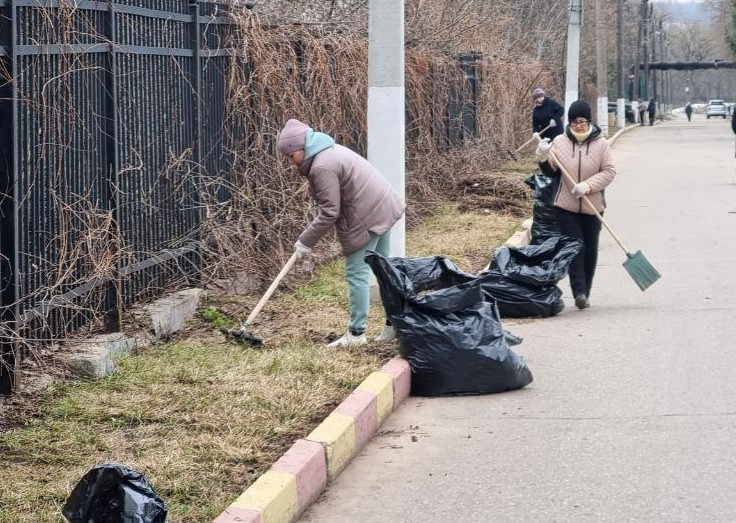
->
xmin=575 ymin=294 xmax=590 ymax=310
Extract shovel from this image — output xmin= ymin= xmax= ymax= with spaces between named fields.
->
xmin=547 ymin=149 xmax=660 ymax=291
xmin=222 ymin=252 xmax=299 ymax=345
xmin=516 ymin=118 xmax=557 ymax=153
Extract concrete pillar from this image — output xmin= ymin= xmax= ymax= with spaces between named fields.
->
xmin=368 ymin=0 xmax=405 ymax=257
xmin=564 ymin=0 xmax=583 ymax=118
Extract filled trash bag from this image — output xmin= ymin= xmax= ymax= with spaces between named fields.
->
xmin=525 ymin=172 xmax=560 ymax=244
xmin=62 ymin=463 xmax=167 ymax=523
xmin=365 ymin=252 xmax=533 ymax=396
xmin=477 ymin=270 xmax=565 ymax=318
xmin=477 ymin=235 xmax=582 ymax=317
xmin=491 ymin=236 xmax=582 ymax=286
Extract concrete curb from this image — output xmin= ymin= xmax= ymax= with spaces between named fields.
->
xmin=213 ymin=357 xmax=411 ymax=523
xmin=608 ymin=123 xmax=639 ymax=147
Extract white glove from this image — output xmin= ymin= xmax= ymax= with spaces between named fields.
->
xmin=572 ymin=182 xmax=591 ymax=198
xmin=535 ymin=138 xmax=551 ymax=162
xmin=294 ymin=240 xmax=312 ymax=258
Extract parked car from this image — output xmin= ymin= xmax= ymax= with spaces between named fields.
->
xmin=607 ymin=102 xmax=635 ymax=123
xmin=706 ymin=99 xmax=728 ymax=119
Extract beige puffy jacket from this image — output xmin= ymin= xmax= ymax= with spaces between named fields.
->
xmin=541 ymin=125 xmax=617 ymax=215
xmin=298 ymin=144 xmax=405 ymax=255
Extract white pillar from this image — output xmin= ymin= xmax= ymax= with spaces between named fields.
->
xmin=564 ymin=0 xmax=583 ymax=119
xmin=595 ymin=0 xmax=608 ymax=136
xmin=368 ymin=0 xmax=405 ymax=257
xmin=616 ymin=98 xmax=626 ymax=128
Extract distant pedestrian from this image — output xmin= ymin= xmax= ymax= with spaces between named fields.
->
xmin=638 ymin=99 xmax=647 ymax=126
xmin=534 ymin=100 xmax=617 ymax=310
xmin=731 ymin=107 xmax=736 ymax=170
xmin=532 ymin=88 xmax=564 ymax=141
xmin=685 ymin=102 xmax=693 ymax=122
xmin=648 ymin=98 xmax=656 ymax=126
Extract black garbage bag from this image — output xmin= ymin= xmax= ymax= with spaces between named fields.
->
xmin=477 ymin=270 xmax=565 ymax=318
xmin=491 ymin=236 xmax=583 ymax=286
xmin=62 ymin=463 xmax=167 ymax=523
xmin=525 ymin=171 xmax=560 ymax=244
xmin=365 ymin=252 xmax=533 ymax=396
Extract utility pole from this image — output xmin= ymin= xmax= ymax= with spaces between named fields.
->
xmin=651 ymin=13 xmax=657 ymax=110
xmin=368 ymin=0 xmax=405 ymax=256
xmin=642 ymin=0 xmax=651 ymax=100
xmin=616 ymin=0 xmax=626 ymax=126
xmin=564 ymin=0 xmax=584 ymax=116
xmin=595 ymin=0 xmax=608 ymax=135
xmin=634 ymin=0 xmax=644 ymax=104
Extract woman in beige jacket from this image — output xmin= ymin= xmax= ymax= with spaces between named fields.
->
xmin=278 ymin=119 xmax=405 ymax=346
xmin=535 ymin=100 xmax=617 ymax=309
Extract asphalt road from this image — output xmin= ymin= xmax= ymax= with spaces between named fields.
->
xmin=300 ymin=113 xmax=736 ymax=523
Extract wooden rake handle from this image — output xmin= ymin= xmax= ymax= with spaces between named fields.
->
xmin=547 ymin=149 xmax=630 ymax=255
xmin=516 ymin=122 xmax=553 ymax=153
xmin=244 ymin=252 xmax=299 ymax=326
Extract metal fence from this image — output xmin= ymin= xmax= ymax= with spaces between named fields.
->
xmin=0 ymin=2 xmax=482 ymax=395
xmin=0 ymin=0 xmax=233 ymax=394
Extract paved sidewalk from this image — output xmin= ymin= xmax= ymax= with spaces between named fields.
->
xmin=301 ymin=113 xmax=736 ymax=522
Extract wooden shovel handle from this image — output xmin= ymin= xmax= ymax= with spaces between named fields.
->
xmin=547 ymin=149 xmax=630 ymax=255
xmin=245 ymin=252 xmax=299 ymax=326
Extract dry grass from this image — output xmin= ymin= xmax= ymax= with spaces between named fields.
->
xmin=0 ymin=158 xmax=535 ymax=522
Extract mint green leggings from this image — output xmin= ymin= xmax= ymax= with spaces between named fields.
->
xmin=345 ymin=232 xmax=391 ymax=334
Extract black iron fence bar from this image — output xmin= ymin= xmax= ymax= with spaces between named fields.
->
xmin=8 ymin=1 xmax=184 ymax=22
xmin=5 ymin=0 xmax=231 ymax=24
xmin=13 ymin=44 xmax=193 ymax=57
xmin=1 ymin=0 xmax=20 ymax=395
xmin=14 ymin=44 xmax=108 ymax=55
xmin=17 ymin=242 xmax=199 ymax=326
xmin=11 ymin=44 xmax=237 ymax=58
xmin=0 ymin=44 xmax=237 ymax=59
xmin=190 ymin=1 xmax=203 ymax=234
xmin=105 ymin=0 xmax=121 ymax=332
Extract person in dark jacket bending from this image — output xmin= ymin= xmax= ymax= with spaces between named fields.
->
xmin=532 ymin=88 xmax=564 ymax=141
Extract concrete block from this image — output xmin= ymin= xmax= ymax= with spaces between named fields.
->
xmin=334 ymin=389 xmax=378 ymax=450
xmin=357 ymin=372 xmax=394 ymax=424
xmin=141 ymin=288 xmax=202 ymax=340
xmin=306 ymin=413 xmax=356 ymax=479
xmin=64 ymin=333 xmax=136 ymax=379
xmin=380 ymin=357 xmax=411 ymax=408
xmin=272 ymin=439 xmax=327 ymax=514
xmin=229 ymin=471 xmax=298 ymax=523
xmin=212 ymin=507 xmax=262 ymax=523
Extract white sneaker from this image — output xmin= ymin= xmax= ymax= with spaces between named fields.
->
xmin=374 ymin=325 xmax=397 ymax=343
xmin=327 ymin=332 xmax=367 ymax=348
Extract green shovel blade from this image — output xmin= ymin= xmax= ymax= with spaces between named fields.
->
xmin=622 ymin=250 xmax=661 ymax=291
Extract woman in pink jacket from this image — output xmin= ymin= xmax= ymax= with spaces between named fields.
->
xmin=278 ymin=119 xmax=405 ymax=346
xmin=535 ymin=100 xmax=617 ymax=310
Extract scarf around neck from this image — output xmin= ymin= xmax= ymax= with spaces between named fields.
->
xmin=304 ymin=129 xmax=335 ymax=160
xmin=571 ymin=127 xmax=592 ymax=144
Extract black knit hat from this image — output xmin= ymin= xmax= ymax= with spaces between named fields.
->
xmin=567 ymin=99 xmax=592 ymax=123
